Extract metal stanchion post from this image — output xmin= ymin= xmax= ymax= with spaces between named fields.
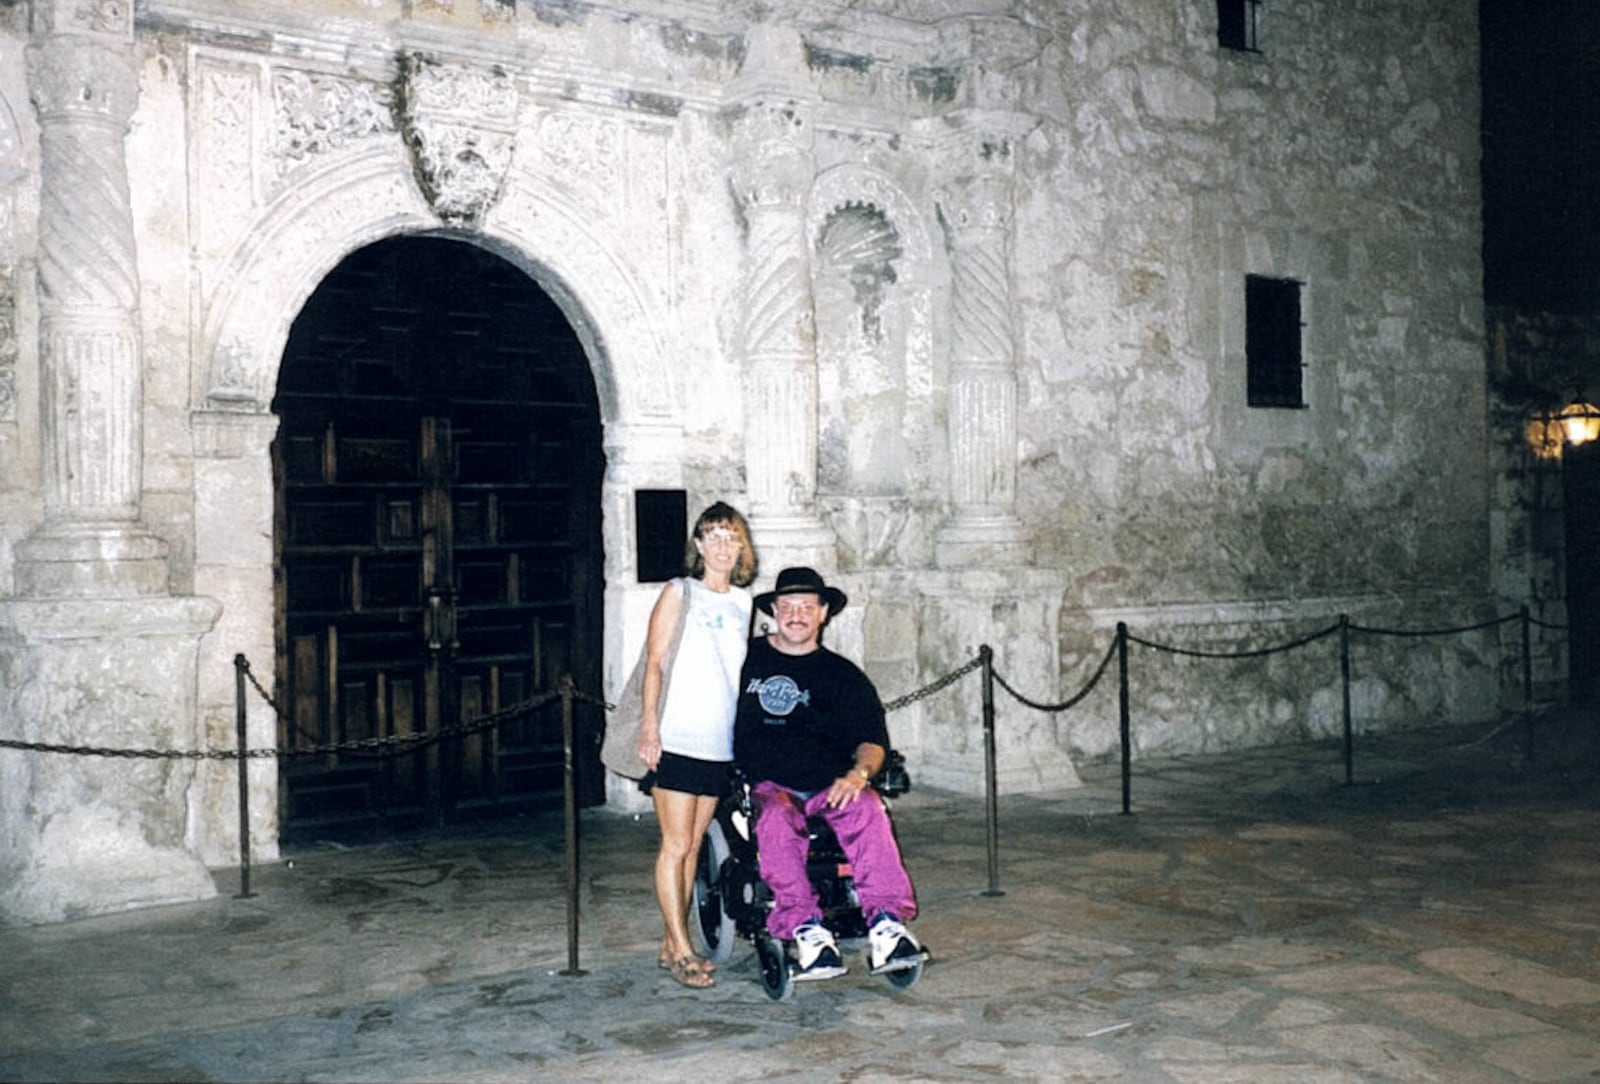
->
xmin=1340 ymin=615 xmax=1353 ymax=786
xmin=559 ymin=675 xmax=586 ymax=977
xmin=1118 ymin=623 xmax=1131 ymax=815
xmin=980 ymin=645 xmax=1003 ymax=897
xmin=233 ymin=654 xmax=254 ymax=900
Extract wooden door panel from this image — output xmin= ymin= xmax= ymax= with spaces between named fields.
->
xmin=361 ymin=556 xmax=422 ymax=609
xmin=274 ymin=236 xmax=602 ymax=838
xmin=386 ymin=675 xmax=421 ymax=805
xmin=455 ymin=673 xmax=486 ymax=800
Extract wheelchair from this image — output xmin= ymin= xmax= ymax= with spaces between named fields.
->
xmin=691 ymin=751 xmax=928 ymax=1001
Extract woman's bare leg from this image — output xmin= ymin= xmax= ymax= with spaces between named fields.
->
xmin=676 ymin=794 xmax=719 ymax=965
xmin=653 ymin=786 xmax=710 ymax=979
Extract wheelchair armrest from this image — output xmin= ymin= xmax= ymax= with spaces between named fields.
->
xmin=874 ymin=748 xmax=911 ymax=798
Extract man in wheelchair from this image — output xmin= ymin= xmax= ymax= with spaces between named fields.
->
xmin=732 ymin=566 xmax=924 ymax=982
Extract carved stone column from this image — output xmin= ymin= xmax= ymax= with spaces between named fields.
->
xmin=17 ymin=0 xmax=167 ymax=597
xmin=729 ymin=26 xmax=835 ymax=572
xmin=0 ymin=2 xmax=219 ymax=926
xmin=935 ymin=122 xmax=1033 ymax=568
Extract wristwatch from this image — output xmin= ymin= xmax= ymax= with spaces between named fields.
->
xmin=852 ymin=765 xmax=873 ymax=782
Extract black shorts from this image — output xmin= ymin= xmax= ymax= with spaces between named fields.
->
xmin=647 ymin=751 xmax=733 ymax=798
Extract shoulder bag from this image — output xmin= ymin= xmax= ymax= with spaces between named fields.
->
xmin=601 ymin=577 xmax=689 ymax=780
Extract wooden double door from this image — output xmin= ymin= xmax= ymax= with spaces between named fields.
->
xmin=272 ymin=237 xmax=603 ymax=837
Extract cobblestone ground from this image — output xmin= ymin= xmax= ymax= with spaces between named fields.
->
xmin=1 ymin=708 xmax=1597 ymax=1083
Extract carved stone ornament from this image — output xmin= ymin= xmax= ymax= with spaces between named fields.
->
xmin=27 ymin=37 xmax=139 ymax=124
xmin=273 ymin=69 xmax=395 ymax=178
xmin=399 ymin=53 xmax=519 ymax=226
xmin=0 ymin=267 xmax=16 ymax=422
xmin=34 ymin=0 xmax=132 ymax=38
xmin=729 ymin=101 xmax=813 ymax=210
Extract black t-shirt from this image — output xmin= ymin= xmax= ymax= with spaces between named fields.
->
xmin=734 ymin=636 xmax=889 ymax=793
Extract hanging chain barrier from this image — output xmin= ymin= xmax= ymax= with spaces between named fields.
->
xmin=0 ymin=604 xmax=1570 ymax=953
xmin=983 ymin=604 xmax=1567 ymax=831
xmin=0 ymin=644 xmax=991 ymax=973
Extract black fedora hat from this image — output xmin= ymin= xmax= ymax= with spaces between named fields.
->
xmin=754 ymin=566 xmax=848 ymax=616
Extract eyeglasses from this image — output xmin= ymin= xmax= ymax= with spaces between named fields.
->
xmin=773 ymin=599 xmax=819 ymax=616
xmin=700 ymin=530 xmax=742 ymax=548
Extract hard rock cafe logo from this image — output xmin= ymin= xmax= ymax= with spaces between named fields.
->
xmin=749 ymin=675 xmax=810 ymax=717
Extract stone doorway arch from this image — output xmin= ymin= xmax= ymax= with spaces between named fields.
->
xmin=188 ymin=150 xmax=684 ymax=862
xmin=271 ymin=235 xmax=603 ymax=836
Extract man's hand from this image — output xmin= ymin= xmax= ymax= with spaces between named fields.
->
xmin=824 ymin=743 xmax=884 ymax=808
xmin=823 ymin=770 xmax=871 ymax=809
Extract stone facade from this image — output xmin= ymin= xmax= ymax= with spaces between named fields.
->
xmin=0 ymin=0 xmax=1512 ymax=923
xmin=1485 ymin=306 xmax=1600 ymax=695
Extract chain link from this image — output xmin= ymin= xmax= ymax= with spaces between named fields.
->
xmin=1 ymin=654 xmax=982 ymax=762
xmin=992 ymin=635 xmax=1119 ymax=713
xmin=0 ymin=602 xmax=1547 ymax=764
xmin=1346 ymin=612 xmax=1521 ymax=639
xmin=239 ymin=657 xmax=285 ymax=718
xmin=1126 ymin=621 xmax=1343 ymax=660
xmin=573 ymin=687 xmax=614 ymax=710
xmin=882 ymin=653 xmax=983 ymax=713
xmin=0 ymin=738 xmax=247 ymax=761
xmin=0 ymin=688 xmax=564 ymax=763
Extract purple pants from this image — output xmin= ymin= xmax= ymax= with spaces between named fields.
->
xmin=751 ymin=780 xmax=918 ymax=940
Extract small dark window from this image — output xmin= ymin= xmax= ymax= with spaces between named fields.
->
xmin=1218 ymin=0 xmax=1261 ymax=52
xmin=634 ymin=489 xmax=687 ymax=583
xmin=1246 ymin=275 xmax=1304 ymax=408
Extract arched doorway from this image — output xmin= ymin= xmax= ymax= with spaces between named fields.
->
xmin=271 ymin=236 xmax=604 ymax=838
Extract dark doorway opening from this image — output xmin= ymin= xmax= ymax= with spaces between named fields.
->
xmin=271 ymin=236 xmax=605 ymax=840
xmin=1564 ymin=440 xmax=1600 ymax=704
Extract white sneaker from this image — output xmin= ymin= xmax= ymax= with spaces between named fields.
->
xmin=790 ymin=920 xmax=848 ymax=980
xmin=868 ymin=912 xmax=922 ymax=974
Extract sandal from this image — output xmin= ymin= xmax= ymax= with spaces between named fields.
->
xmin=664 ymin=954 xmax=715 ymax=989
xmin=659 ymin=949 xmax=715 ymax=974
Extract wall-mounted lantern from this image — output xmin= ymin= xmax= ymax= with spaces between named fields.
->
xmin=1527 ymin=401 xmax=1600 ymax=460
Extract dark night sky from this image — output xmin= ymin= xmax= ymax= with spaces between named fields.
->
xmin=1480 ymin=2 xmax=1600 ymax=315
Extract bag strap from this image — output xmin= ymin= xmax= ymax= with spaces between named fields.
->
xmin=656 ymin=576 xmax=692 ymax=713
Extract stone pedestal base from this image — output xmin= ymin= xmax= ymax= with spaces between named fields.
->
xmin=904 ymin=568 xmax=1081 ymax=796
xmin=0 ymin=596 xmax=221 ymax=926
xmin=0 ymin=807 xmax=219 ymax=926
xmin=748 ymin=512 xmax=837 ymax=574
xmin=934 ymin=515 xmax=1033 ymax=569
xmin=913 ymin=740 xmax=1084 ymax=797
xmin=15 ymin=526 xmax=170 ymax=599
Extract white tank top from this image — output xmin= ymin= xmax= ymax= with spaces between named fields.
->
xmin=659 ymin=578 xmax=751 ymax=762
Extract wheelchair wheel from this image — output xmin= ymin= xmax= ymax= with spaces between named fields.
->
xmin=883 ymin=956 xmax=923 ymax=991
xmin=755 ymin=932 xmax=794 ymax=1002
xmin=692 ymin=820 xmax=738 ymax=964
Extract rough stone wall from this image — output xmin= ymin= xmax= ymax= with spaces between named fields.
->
xmin=997 ymin=1 xmax=1496 ymax=760
xmin=1011 ymin=1 xmax=1485 ymax=598
xmin=1485 ymin=306 xmax=1600 ymax=694
xmin=0 ymin=0 xmax=1508 ymax=884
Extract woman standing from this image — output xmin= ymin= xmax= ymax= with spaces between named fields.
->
xmin=638 ymin=502 xmax=755 ymax=989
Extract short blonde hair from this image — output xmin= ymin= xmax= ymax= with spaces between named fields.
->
xmin=686 ymin=501 xmax=756 ymax=587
